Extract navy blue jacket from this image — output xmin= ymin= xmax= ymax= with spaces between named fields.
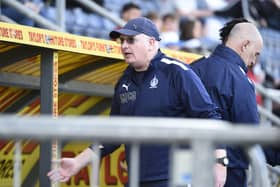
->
xmin=102 ymin=50 xmax=221 ymax=182
xmin=191 ymin=44 xmax=279 ymax=169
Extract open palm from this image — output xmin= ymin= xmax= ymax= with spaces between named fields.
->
xmin=47 ymin=158 xmax=80 ymax=182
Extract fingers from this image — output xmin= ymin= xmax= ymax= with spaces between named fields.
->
xmin=47 ymin=168 xmax=70 ymax=183
xmin=60 ymin=176 xmax=70 ymax=182
xmin=47 ymin=169 xmax=61 ymax=182
xmin=215 ymin=182 xmax=223 ymax=187
xmin=214 ymin=164 xmax=226 ymax=187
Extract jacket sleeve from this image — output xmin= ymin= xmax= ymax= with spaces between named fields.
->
xmin=90 ymin=84 xmax=122 ymax=157
xmin=175 ymin=68 xmax=221 ymax=119
xmin=110 ymin=84 xmax=121 ymax=116
xmin=230 ymin=77 xmax=259 ymax=124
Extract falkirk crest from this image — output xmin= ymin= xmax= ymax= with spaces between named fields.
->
xmin=149 ymin=75 xmax=158 ymax=89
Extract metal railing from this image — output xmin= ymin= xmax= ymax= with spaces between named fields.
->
xmin=1 ymin=0 xmax=64 ymax=31
xmin=256 ymin=84 xmax=280 ymax=106
xmin=255 ymin=83 xmax=280 ymax=127
xmin=241 ymin=0 xmax=255 ymax=23
xmin=0 ymin=0 xmax=124 ymax=32
xmin=73 ymin=0 xmax=125 ymax=26
xmin=0 ymin=14 xmax=17 ymax=23
xmin=0 ymin=115 xmax=279 ymax=187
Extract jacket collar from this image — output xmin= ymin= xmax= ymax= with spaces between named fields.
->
xmin=148 ymin=49 xmax=165 ymax=70
xmin=213 ymin=44 xmax=248 ymax=73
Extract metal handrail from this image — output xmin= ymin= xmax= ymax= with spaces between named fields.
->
xmin=0 ymin=14 xmax=17 ymax=23
xmin=0 ymin=115 xmax=279 ymax=187
xmin=258 ymin=105 xmax=280 ymax=127
xmin=255 ymin=83 xmax=280 ymax=126
xmin=73 ymin=0 xmax=125 ymax=27
xmin=256 ymin=84 xmax=280 ymax=105
xmin=0 ymin=115 xmax=279 ymax=144
xmin=1 ymin=0 xmax=125 ymax=32
xmin=241 ymin=0 xmax=252 ymax=20
xmin=1 ymin=0 xmax=64 ymax=31
xmin=246 ymin=145 xmax=270 ymax=187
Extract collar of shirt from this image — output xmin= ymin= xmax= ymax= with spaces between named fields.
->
xmin=213 ymin=44 xmax=248 ymax=73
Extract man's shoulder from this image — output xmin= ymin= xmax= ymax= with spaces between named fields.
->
xmin=158 ymin=56 xmax=190 ymax=72
xmin=190 ymin=55 xmax=232 ymax=73
xmin=190 ymin=55 xmax=236 ymax=90
xmin=190 ymin=56 xmax=207 ymax=69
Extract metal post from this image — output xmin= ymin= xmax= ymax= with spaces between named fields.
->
xmin=40 ymin=49 xmax=60 ymax=187
xmin=169 ymin=144 xmax=177 ymax=187
xmin=264 ymin=97 xmax=273 ymax=126
xmin=246 ymin=145 xmax=271 ymax=187
xmin=191 ymin=140 xmax=215 ymax=187
xmin=13 ymin=140 xmax=22 ymax=187
xmin=241 ymin=0 xmax=254 ymax=22
xmin=56 ymin=0 xmax=65 ymax=30
xmin=129 ymin=143 xmax=140 ymax=187
xmin=91 ymin=143 xmax=101 ymax=187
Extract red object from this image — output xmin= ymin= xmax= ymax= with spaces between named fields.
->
xmin=247 ymin=69 xmax=263 ymax=105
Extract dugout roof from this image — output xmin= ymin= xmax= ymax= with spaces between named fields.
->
xmin=0 ymin=22 xmax=201 ymax=98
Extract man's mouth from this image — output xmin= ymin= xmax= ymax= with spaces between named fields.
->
xmin=124 ymin=52 xmax=132 ymax=58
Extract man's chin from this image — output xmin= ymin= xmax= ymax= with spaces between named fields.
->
xmin=125 ymin=59 xmax=136 ymax=64
xmin=248 ymin=62 xmax=255 ymax=67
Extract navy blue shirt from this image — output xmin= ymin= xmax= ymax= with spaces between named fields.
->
xmin=102 ymin=50 xmax=221 ymax=182
xmin=191 ymin=44 xmax=259 ymax=169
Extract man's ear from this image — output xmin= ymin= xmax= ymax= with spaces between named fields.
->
xmin=148 ymin=38 xmax=155 ymax=51
xmin=241 ymin=40 xmax=250 ymax=52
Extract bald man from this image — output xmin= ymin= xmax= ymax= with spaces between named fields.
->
xmin=191 ymin=18 xmax=280 ymax=187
